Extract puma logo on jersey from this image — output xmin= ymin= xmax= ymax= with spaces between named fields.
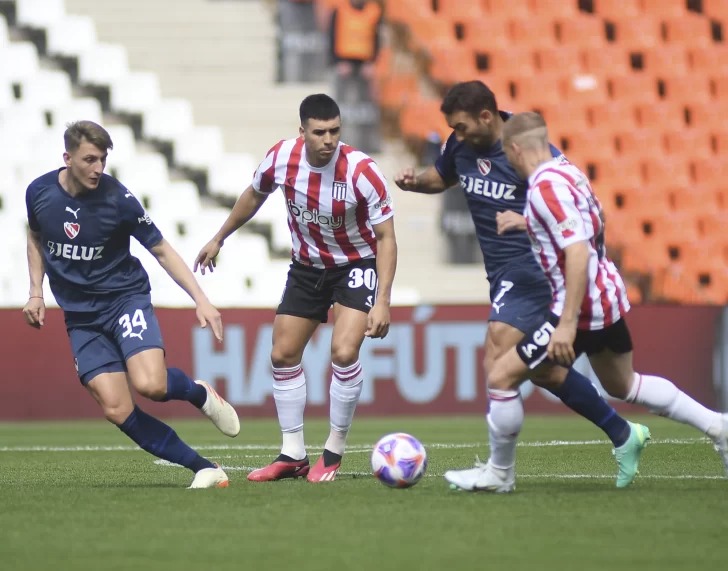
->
xmin=459 ymin=176 xmax=517 ymax=200
xmin=65 ymin=206 xmax=80 ymax=219
xmin=287 ymin=199 xmax=343 ymax=229
xmin=47 ymin=241 xmax=104 ymax=261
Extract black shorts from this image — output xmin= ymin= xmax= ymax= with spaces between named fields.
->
xmin=517 ymin=312 xmax=634 ymax=369
xmin=277 ymin=258 xmax=377 ymax=323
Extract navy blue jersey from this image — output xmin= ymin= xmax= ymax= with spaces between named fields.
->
xmin=435 ymin=111 xmax=563 ymax=280
xmin=26 ymin=169 xmax=163 ymax=312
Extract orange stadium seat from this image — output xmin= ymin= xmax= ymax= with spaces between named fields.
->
xmin=429 ymin=44 xmax=479 ymax=85
xmin=400 ymin=96 xmax=450 ymax=141
xmin=555 ymin=15 xmax=607 ymax=48
xmin=378 ymin=74 xmax=419 ymax=111
xmin=473 ymin=74 xmax=511 ymax=101
xmin=586 ymin=101 xmax=636 ymax=132
xmin=689 ymin=157 xmax=728 ymax=187
xmin=689 ymin=46 xmax=728 ymax=75
xmin=536 ymin=104 xmax=589 ymax=133
xmin=658 ymin=270 xmax=703 ymax=303
xmin=385 ymin=0 xmax=432 ymax=25
xmin=484 ymin=47 xmax=537 ymax=77
xmin=511 ymin=75 xmax=562 ymax=106
xmin=704 ymin=0 xmax=728 ymax=19
xmin=614 ymin=17 xmax=662 ymax=49
xmin=592 ymin=157 xmax=643 ymax=189
xmin=641 ymin=156 xmax=691 ymax=187
xmin=436 ymin=0 xmax=486 ymax=22
xmin=463 ymin=20 xmax=511 ymax=51
xmin=648 ymin=211 xmax=702 ymax=244
xmin=535 ymin=46 xmax=584 ymax=75
xmin=640 ymin=0 xmax=689 ymax=18
xmin=670 ymin=184 xmax=722 ymax=213
xmin=614 ymin=128 xmax=661 ymax=155
xmin=509 ymin=18 xmax=558 ymax=48
xmin=635 ymin=101 xmax=686 ymax=131
xmin=560 ymin=130 xmax=616 ymax=159
xmin=608 ymin=75 xmax=659 ymax=104
xmin=710 ymin=75 xmax=728 ymax=100
xmin=531 ymin=0 xmax=580 ymax=18
xmin=663 ymin=15 xmax=713 ymax=47
xmin=582 ymin=46 xmax=631 ymax=76
xmin=563 ymin=76 xmax=609 ymax=106
xmin=661 ymin=75 xmax=713 ymax=105
xmin=664 ymin=128 xmax=713 ymax=158
xmin=620 ymin=240 xmax=672 ymax=273
xmin=697 ymin=213 xmax=727 ymax=238
xmin=593 ymin=0 xmax=640 ymax=19
xmin=712 ymin=130 xmax=728 ymax=154
xmin=484 ymin=0 xmax=531 ymax=18
xmin=641 ymin=45 xmax=690 ymax=76
xmin=618 ymin=186 xmax=670 ymax=212
xmin=408 ymin=15 xmax=458 ymax=52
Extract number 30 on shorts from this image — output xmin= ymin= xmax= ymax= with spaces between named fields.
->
xmin=348 ymin=267 xmax=377 ymax=290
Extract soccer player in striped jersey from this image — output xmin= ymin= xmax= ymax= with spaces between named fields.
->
xmin=194 ymin=94 xmax=397 ymax=482
xmin=444 ymin=112 xmax=728 ymax=492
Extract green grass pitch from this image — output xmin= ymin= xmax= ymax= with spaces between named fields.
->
xmin=1 ymin=415 xmax=726 ymax=571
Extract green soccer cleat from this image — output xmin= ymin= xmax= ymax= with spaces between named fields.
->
xmin=613 ymin=422 xmax=651 ymax=488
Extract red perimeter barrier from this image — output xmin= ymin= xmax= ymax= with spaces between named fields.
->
xmin=0 ymin=305 xmax=719 ymax=420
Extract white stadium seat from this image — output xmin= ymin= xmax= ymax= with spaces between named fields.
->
xmin=115 ymin=152 xmax=170 ymax=197
xmin=16 ymin=0 xmax=66 ymax=30
xmin=104 ymin=123 xmax=137 ymax=167
xmin=207 ymin=152 xmax=257 ymax=199
xmin=173 ymin=126 xmax=225 ymax=170
xmin=78 ymin=43 xmax=129 ymax=85
xmin=21 ymin=70 xmax=73 ymax=109
xmin=46 ymin=15 xmax=97 ymax=57
xmin=110 ymin=72 xmax=161 ymax=114
xmin=4 ymin=43 xmax=40 ymax=83
xmin=50 ymin=97 xmax=104 ymax=127
xmin=0 ymin=15 xmax=9 ymax=47
xmin=142 ymin=99 xmax=194 ymax=141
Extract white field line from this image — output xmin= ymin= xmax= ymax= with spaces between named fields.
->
xmin=152 ymin=460 xmax=725 ymax=480
xmin=0 ymin=437 xmax=710 ymax=453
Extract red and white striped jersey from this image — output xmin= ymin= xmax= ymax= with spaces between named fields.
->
xmin=252 ymin=138 xmax=393 ymax=269
xmin=524 ymin=158 xmax=630 ymax=330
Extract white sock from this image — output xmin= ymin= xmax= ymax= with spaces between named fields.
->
xmin=487 ymin=390 xmax=524 ymax=470
xmin=325 ymin=361 xmax=364 ymax=456
xmin=272 ymin=364 xmax=307 ymax=460
xmin=627 ymin=373 xmax=723 ymax=439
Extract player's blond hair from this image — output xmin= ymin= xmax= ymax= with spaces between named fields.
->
xmin=502 ymin=112 xmax=549 ymax=150
xmin=64 ymin=121 xmax=114 ymax=153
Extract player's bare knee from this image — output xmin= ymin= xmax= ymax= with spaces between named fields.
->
xmin=134 ymin=376 xmax=167 ymax=401
xmin=603 ymin=377 xmax=632 ymax=401
xmin=103 ymin=402 xmax=134 ymax=425
xmin=330 ymin=345 xmax=359 ymax=368
xmin=487 ymin=364 xmax=516 ymax=392
xmin=270 ymin=347 xmax=302 ymax=369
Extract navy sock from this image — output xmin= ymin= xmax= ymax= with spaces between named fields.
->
xmin=550 ymin=369 xmax=631 ymax=447
xmin=118 ymin=406 xmax=215 ymax=473
xmin=162 ymin=367 xmax=207 ymax=409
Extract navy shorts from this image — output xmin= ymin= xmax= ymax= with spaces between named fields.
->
xmin=64 ymin=294 xmax=165 ymax=385
xmin=488 ymin=262 xmax=553 ymax=333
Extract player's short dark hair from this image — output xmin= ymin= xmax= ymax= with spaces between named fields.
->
xmin=64 ymin=121 xmax=113 ymax=153
xmin=299 ymin=94 xmax=341 ymax=125
xmin=440 ymin=81 xmax=498 ymax=118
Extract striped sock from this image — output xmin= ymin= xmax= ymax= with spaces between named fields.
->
xmin=273 ymin=364 xmax=307 ymax=460
xmin=325 ymin=361 xmax=364 ymax=456
xmin=487 ymin=389 xmax=524 ymax=470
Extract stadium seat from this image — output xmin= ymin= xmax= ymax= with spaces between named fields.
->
xmin=614 ymin=17 xmax=662 ymax=49
xmin=661 ymin=75 xmax=713 ymax=105
xmin=463 ymin=20 xmax=511 ymax=51
xmin=591 ymin=157 xmax=642 ymax=189
xmin=110 ymin=72 xmax=162 ymax=114
xmin=593 ymin=0 xmax=640 ymax=19
xmin=535 ymin=46 xmax=584 ymax=75
xmin=641 ymin=46 xmax=689 ymax=76
xmin=436 ymin=0 xmax=486 ymax=22
xmin=618 ymin=186 xmax=670 ymax=212
xmin=586 ymin=101 xmax=635 ymax=132
xmin=634 ymin=101 xmax=686 ymax=131
xmin=384 ymin=0 xmax=432 ymax=25
xmin=20 ymin=70 xmax=72 ymax=110
xmin=688 ymin=45 xmax=728 ymax=75
xmin=563 ymin=75 xmax=608 ymax=107
xmin=208 ymin=152 xmax=257 ymax=200
xmin=582 ymin=46 xmax=631 ymax=76
xmin=173 ymin=126 xmax=225 ymax=170
xmin=614 ymin=129 xmax=660 ymax=156
xmin=535 ymin=104 xmax=589 ymax=135
xmin=166 ymin=181 xmax=202 ymax=214
xmin=378 ymin=73 xmax=419 ymax=112
xmin=511 ymin=76 xmax=562 ymax=107
xmin=4 ymin=42 xmax=40 ymax=83
xmin=104 ymin=124 xmax=137 ymax=167
xmin=670 ymin=184 xmax=722 ymax=212
xmin=532 ymin=0 xmax=580 ymax=18
xmin=142 ymin=99 xmax=195 ymax=141
xmin=712 ymin=130 xmax=728 ymax=155
xmin=555 ymin=15 xmax=607 ymax=48
xmin=483 ymin=47 xmax=536 ymax=77
xmin=78 ymin=43 xmax=130 ymax=85
xmin=509 ymin=18 xmax=557 ymax=48
xmin=429 ymin=44 xmax=479 ymax=85
xmin=704 ymin=0 xmax=728 ymax=19
xmin=0 ymin=15 xmax=8 ymax=47
xmin=664 ymin=128 xmax=713 ymax=158
xmin=608 ymin=75 xmax=659 ymax=104
xmin=710 ymin=75 xmax=728 ymax=100
xmin=689 ymin=157 xmax=728 ymax=187
xmin=485 ymin=0 xmax=531 ymax=18
xmin=641 ymin=157 xmax=691 ymax=188
xmin=697 ymin=213 xmax=726 ymax=238
xmin=50 ymin=97 xmax=103 ymax=128
xmin=45 ymin=15 xmax=97 ymax=57
xmin=663 ymin=15 xmax=713 ymax=47
xmin=408 ymin=15 xmax=457 ymax=52
xmin=15 ymin=0 xmax=66 ymax=29
xmin=620 ymin=240 xmax=671 ymax=273
xmin=640 ymin=0 xmax=689 ymax=18
xmin=115 ymin=153 xmax=169 ymax=198
xmin=560 ymin=130 xmax=616 ymax=159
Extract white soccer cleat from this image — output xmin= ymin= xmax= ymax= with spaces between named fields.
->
xmin=714 ymin=413 xmax=728 ymax=478
xmin=188 ymin=464 xmax=229 ymax=489
xmin=196 ymin=380 xmax=240 ymax=437
xmin=444 ymin=458 xmax=515 ymax=493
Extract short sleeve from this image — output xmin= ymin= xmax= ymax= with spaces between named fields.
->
xmin=434 ymin=132 xmax=458 ymax=185
xmin=531 ymin=179 xmax=589 ymax=250
xmin=25 ymin=185 xmax=40 ymax=232
xmin=252 ymin=140 xmax=284 ymax=195
xmin=355 ymin=161 xmax=394 ymax=226
xmin=120 ymin=189 xmax=163 ymax=249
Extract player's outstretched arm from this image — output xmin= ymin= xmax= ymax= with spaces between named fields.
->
xmin=150 ymin=239 xmax=223 ymax=341
xmin=23 ymin=229 xmax=46 ymax=329
xmin=194 ymin=185 xmax=267 ymax=274
xmin=366 ymin=217 xmax=397 ymax=339
xmin=394 ymin=166 xmax=449 ymax=194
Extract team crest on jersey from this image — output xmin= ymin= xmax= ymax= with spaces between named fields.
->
xmin=477 ymin=158 xmax=491 ymax=176
xmin=64 ymin=222 xmax=80 ymax=239
xmin=332 ymin=181 xmax=347 ymax=201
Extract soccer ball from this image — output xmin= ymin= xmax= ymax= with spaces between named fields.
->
xmin=371 ymin=432 xmax=427 ymax=488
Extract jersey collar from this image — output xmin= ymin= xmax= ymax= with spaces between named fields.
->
xmin=528 ymin=158 xmax=560 ymax=187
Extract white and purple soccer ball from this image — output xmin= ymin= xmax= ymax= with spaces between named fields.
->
xmin=371 ymin=432 xmax=428 ymax=488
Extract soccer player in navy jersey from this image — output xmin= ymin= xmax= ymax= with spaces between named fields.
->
xmin=395 ymin=81 xmax=650 ymax=486
xmin=23 ymin=121 xmax=240 ymax=489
